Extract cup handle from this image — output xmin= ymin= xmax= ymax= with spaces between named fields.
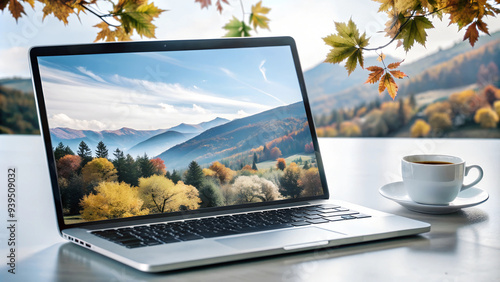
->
xmin=461 ymin=165 xmax=483 ymax=191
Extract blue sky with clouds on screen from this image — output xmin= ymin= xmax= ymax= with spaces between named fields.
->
xmin=38 ymin=46 xmax=302 ymax=131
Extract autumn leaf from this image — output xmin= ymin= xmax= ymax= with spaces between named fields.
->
xmin=397 ymin=17 xmax=434 ymax=51
xmin=475 ymin=19 xmax=489 ymax=35
xmin=223 ymin=16 xmax=251 ymax=37
xmin=195 ymin=0 xmax=229 ymax=14
xmin=379 ymin=73 xmax=398 ymax=99
xmin=249 ymin=1 xmax=271 ymax=31
xmin=387 ymin=59 xmax=404 ymax=69
xmin=324 ymin=18 xmax=369 ymax=75
xmin=389 ymin=70 xmax=407 ymax=79
xmin=6 ymin=0 xmax=25 ymax=20
xmin=94 ymin=22 xmax=115 ymax=42
xmin=377 ymin=53 xmax=386 ymax=62
xmin=463 ymin=22 xmax=479 ymax=46
xmin=365 ymin=66 xmax=384 ymax=84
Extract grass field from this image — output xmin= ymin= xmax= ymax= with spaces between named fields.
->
xmin=256 ymin=154 xmax=315 ymax=170
xmin=64 ymin=215 xmax=85 ymax=225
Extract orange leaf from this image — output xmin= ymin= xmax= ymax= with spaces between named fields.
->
xmin=365 ymin=66 xmax=384 ymax=84
xmin=389 ymin=70 xmax=407 ymax=79
xmin=379 ymin=73 xmax=398 ymax=99
xmin=377 ymin=53 xmax=386 ymax=62
xmin=387 ymin=59 xmax=404 ymax=69
xmin=464 ymin=22 xmax=479 ymax=47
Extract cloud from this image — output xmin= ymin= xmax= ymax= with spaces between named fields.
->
xmin=76 ymin=66 xmax=106 ymax=83
xmin=158 ymin=103 xmax=178 ymax=113
xmin=192 ymin=104 xmax=207 ymax=114
xmin=49 ymin=113 xmax=108 ymax=131
xmin=259 ymin=60 xmax=268 ymax=82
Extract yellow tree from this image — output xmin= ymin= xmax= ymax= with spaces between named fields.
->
xmin=81 ymin=158 xmax=118 ymax=188
xmin=208 ymin=161 xmax=234 ymax=184
xmin=429 ymin=112 xmax=453 ymax=133
xmin=410 ymin=119 xmax=431 ymax=137
xmin=340 ymin=121 xmax=362 ymax=137
xmin=474 ymin=107 xmax=499 ymax=128
xmin=138 ymin=175 xmax=200 ymax=213
xmin=80 ymin=181 xmax=149 ymax=221
xmin=299 ymin=168 xmax=323 ymax=197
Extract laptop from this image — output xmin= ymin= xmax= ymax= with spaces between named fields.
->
xmin=29 ymin=36 xmax=430 ymax=272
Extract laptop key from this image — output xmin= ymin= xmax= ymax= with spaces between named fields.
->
xmin=236 ymin=223 xmax=293 ymax=233
xmin=306 ymin=218 xmax=329 ymax=224
xmin=176 ymin=234 xmax=204 ymax=241
xmin=291 ymin=221 xmax=311 ymax=226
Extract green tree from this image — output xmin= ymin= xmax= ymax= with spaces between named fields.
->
xmin=95 ymin=141 xmax=108 ymax=159
xmin=54 ymin=142 xmax=74 ymax=161
xmin=77 ymin=141 xmax=92 ymax=167
xmin=252 ymin=152 xmax=258 ymax=170
xmin=122 ymin=154 xmax=139 ymax=186
xmin=184 ymin=161 xmax=205 ymax=189
xmin=170 ymin=170 xmax=181 ymax=184
xmin=59 ymin=174 xmax=85 ymax=216
xmin=112 ymin=148 xmax=127 ymax=183
xmin=137 ymin=154 xmax=154 ymax=178
xmin=198 ymin=179 xmax=225 ymax=208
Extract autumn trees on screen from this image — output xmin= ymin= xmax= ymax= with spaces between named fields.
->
xmin=54 ymin=138 xmax=322 ymax=222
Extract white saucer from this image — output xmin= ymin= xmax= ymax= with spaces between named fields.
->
xmin=379 ymin=181 xmax=489 ymax=214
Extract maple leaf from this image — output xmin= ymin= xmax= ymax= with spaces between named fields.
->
xmin=379 ymin=73 xmax=398 ymax=99
xmin=397 ymin=16 xmax=434 ymax=51
xmin=365 ymin=66 xmax=385 ymax=84
xmin=7 ymin=0 xmax=26 ymax=21
xmin=195 ymin=0 xmax=229 ymax=13
xmin=215 ymin=0 xmax=229 ymax=14
xmin=324 ymin=18 xmax=369 ymax=75
xmin=223 ymin=16 xmax=251 ymax=37
xmin=249 ymin=1 xmax=271 ymax=31
xmin=94 ymin=22 xmax=115 ymax=42
xmin=463 ymin=22 xmax=479 ymax=46
xmin=475 ymin=19 xmax=489 ymax=35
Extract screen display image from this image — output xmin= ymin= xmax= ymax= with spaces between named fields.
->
xmin=37 ymin=46 xmax=323 ymax=224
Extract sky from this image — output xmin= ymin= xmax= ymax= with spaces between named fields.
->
xmin=38 ymin=45 xmax=303 ymax=130
xmin=2 ymin=0 xmax=500 ymax=79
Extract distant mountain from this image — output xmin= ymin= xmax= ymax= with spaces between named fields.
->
xmin=0 ymin=78 xmax=33 ymax=94
xmin=157 ymin=102 xmax=307 ymax=170
xmin=306 ymin=31 xmax=500 ymax=115
xmin=127 ymin=130 xmax=196 ymax=157
xmin=169 ymin=117 xmax=229 ymax=133
xmin=50 ymin=117 xmax=231 ymax=156
xmin=50 ymin=127 xmax=167 ymax=153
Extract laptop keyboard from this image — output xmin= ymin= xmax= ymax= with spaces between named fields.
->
xmin=90 ymin=204 xmax=371 ymax=249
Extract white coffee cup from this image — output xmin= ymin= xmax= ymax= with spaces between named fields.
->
xmin=401 ymin=155 xmax=483 ymax=205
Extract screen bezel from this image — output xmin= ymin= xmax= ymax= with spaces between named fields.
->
xmin=29 ymin=36 xmax=330 ymax=231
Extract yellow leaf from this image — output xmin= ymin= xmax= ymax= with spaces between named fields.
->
xmin=389 ymin=70 xmax=407 ymax=79
xmin=379 ymin=73 xmax=398 ymax=99
xmin=377 ymin=53 xmax=386 ymax=62
xmin=365 ymin=66 xmax=385 ymax=84
xmin=250 ymin=1 xmax=271 ymax=31
xmin=93 ymin=22 xmax=115 ymax=42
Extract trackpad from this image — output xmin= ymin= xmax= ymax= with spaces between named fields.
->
xmin=216 ymin=227 xmax=344 ymax=251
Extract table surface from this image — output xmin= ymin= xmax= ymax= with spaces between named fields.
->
xmin=0 ymin=136 xmax=499 ymax=281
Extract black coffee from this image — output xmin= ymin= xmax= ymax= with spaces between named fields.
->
xmin=413 ymin=161 xmax=454 ymax=165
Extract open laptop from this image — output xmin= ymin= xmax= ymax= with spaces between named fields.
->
xmin=29 ymin=36 xmax=430 ymax=272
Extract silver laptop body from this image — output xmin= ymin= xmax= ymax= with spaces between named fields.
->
xmin=29 ymin=37 xmax=430 ymax=272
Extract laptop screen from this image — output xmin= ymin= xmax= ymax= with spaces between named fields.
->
xmin=33 ymin=38 xmax=327 ymax=226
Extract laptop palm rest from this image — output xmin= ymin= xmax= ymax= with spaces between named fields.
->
xmin=215 ymin=227 xmax=345 ymax=251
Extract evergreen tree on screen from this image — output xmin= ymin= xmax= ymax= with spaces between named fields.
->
xmin=95 ymin=141 xmax=109 ymax=159
xmin=54 ymin=142 xmax=74 ymax=160
xmin=252 ymin=153 xmax=258 ymax=170
xmin=122 ymin=154 xmax=139 ymax=186
xmin=112 ymin=148 xmax=127 ymax=183
xmin=137 ymin=153 xmax=154 ymax=178
xmin=77 ymin=141 xmax=92 ymax=167
xmin=170 ymin=170 xmax=181 ymax=184
xmin=185 ymin=161 xmax=204 ymax=189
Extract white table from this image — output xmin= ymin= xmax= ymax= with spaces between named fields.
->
xmin=0 ymin=135 xmax=499 ymax=281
